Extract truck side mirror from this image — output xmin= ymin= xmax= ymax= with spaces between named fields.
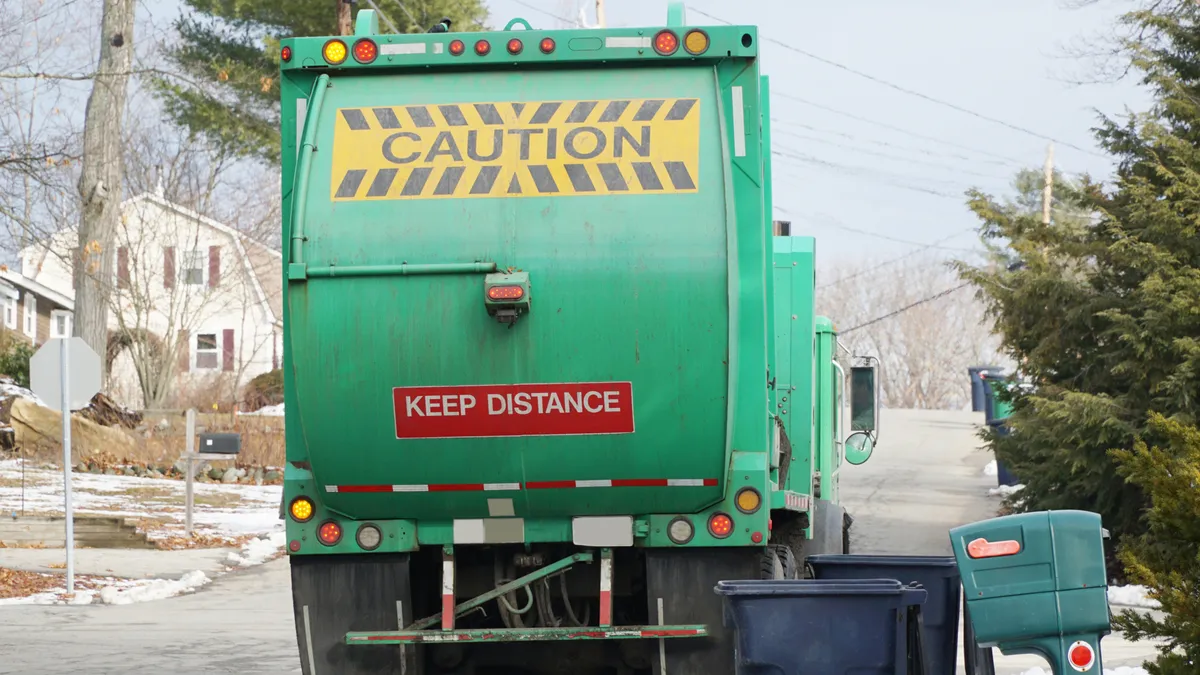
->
xmin=849 ymin=364 xmax=878 ymax=434
xmin=844 ymin=431 xmax=873 ymax=465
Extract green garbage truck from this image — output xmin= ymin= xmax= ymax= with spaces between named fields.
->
xmin=278 ymin=4 xmax=882 ymax=674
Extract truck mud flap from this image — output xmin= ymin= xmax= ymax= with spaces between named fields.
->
xmin=292 ymin=553 xmax=415 ymax=675
xmin=645 ymin=549 xmax=759 ymax=675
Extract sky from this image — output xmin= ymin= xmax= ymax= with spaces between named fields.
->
xmin=35 ymin=0 xmax=1151 ymax=268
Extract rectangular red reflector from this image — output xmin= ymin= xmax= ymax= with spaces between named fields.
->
xmin=966 ymin=537 xmax=1021 ymax=559
xmin=393 ymin=382 xmax=635 ymax=439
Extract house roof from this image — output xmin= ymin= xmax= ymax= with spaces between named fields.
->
xmin=21 ymin=192 xmax=282 ymax=325
xmin=0 ymin=269 xmax=74 ymax=309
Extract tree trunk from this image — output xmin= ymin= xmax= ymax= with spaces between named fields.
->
xmin=337 ymin=0 xmax=352 ymax=35
xmin=75 ymin=0 xmax=136 ymax=389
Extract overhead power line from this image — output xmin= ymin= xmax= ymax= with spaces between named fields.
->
xmin=689 ymin=8 xmax=1109 ymax=160
xmin=815 ymin=227 xmax=978 ymax=290
xmin=777 ymin=208 xmax=981 ymax=253
xmin=840 ymin=283 xmax=973 ymax=335
xmin=510 ymin=0 xmax=576 ymax=25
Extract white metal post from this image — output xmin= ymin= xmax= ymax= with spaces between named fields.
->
xmin=59 ymin=339 xmax=74 ymax=594
xmin=185 ymin=408 xmax=196 ymax=535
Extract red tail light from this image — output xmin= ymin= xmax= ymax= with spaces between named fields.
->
xmin=449 ymin=39 xmax=465 ymax=56
xmin=475 ymin=39 xmax=491 ymax=56
xmin=318 ymin=520 xmax=343 ymax=546
xmin=487 ymin=285 xmax=525 ymax=300
xmin=708 ymin=513 xmax=733 ymax=538
xmin=540 ymin=37 xmax=556 ymax=54
xmin=507 ymin=38 xmax=523 ymax=55
xmin=353 ymin=39 xmax=378 ymax=64
xmin=653 ymin=30 xmax=679 ymax=55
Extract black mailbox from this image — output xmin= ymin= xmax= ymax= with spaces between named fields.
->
xmin=198 ymin=432 xmax=241 ymax=455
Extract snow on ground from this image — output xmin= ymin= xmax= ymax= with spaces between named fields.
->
xmin=1108 ymin=584 xmax=1161 ymax=609
xmin=97 ymin=570 xmax=211 ymax=605
xmin=0 ymin=379 xmax=44 ymax=408
xmin=238 ymin=403 xmax=283 ymax=417
xmin=988 ymin=483 xmax=1024 ymax=497
xmin=225 ymin=530 xmax=287 ymax=567
xmin=0 ymin=458 xmax=281 ymax=540
xmin=982 ymin=459 xmax=998 ymax=477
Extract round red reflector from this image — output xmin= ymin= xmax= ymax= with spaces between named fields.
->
xmin=281 ymin=46 xmax=292 ymax=62
xmin=708 ymin=513 xmax=733 ymax=538
xmin=449 ymin=39 xmax=465 ymax=56
xmin=750 ymin=531 xmax=763 ymax=544
xmin=1067 ymin=641 xmax=1094 ymax=671
xmin=318 ymin=520 xmax=343 ymax=546
xmin=653 ymin=30 xmax=679 ymax=55
xmin=289 ymin=539 xmax=301 ymax=552
xmin=475 ymin=39 xmax=491 ymax=56
xmin=540 ymin=37 xmax=556 ymax=54
xmin=353 ymin=39 xmax=378 ymax=63
xmin=507 ymin=38 xmax=523 ymax=55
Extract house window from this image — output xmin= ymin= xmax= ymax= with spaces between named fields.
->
xmin=23 ymin=295 xmax=36 ymax=338
xmin=182 ymin=249 xmax=206 ymax=286
xmin=49 ymin=310 xmax=72 ymax=339
xmin=2 ymin=297 xmax=15 ymax=330
xmin=196 ymin=333 xmax=219 ymax=369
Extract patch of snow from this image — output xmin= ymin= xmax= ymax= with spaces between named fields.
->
xmin=0 ymin=378 xmax=45 ymax=407
xmin=239 ymin=403 xmax=283 ymax=417
xmin=988 ymin=483 xmax=1024 ymax=497
xmin=97 ymin=570 xmax=210 ymax=605
xmin=982 ymin=460 xmax=998 ymax=477
xmin=225 ymin=530 xmax=286 ymax=567
xmin=1108 ymin=584 xmax=1161 ymax=609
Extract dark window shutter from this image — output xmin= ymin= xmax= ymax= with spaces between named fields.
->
xmin=164 ymin=247 xmax=176 ymax=289
xmin=177 ymin=329 xmax=189 ymax=372
xmin=222 ymin=329 xmax=235 ymax=372
xmin=208 ymin=246 xmax=221 ymax=288
xmin=117 ymin=247 xmax=130 ymax=288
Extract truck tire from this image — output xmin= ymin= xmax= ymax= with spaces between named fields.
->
xmin=765 ymin=545 xmax=798 ymax=579
xmin=760 ymin=548 xmax=784 ymax=580
xmin=291 ymin=554 xmax=416 ymax=675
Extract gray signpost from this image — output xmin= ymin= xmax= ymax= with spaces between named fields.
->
xmin=30 ymin=337 xmax=101 ymax=595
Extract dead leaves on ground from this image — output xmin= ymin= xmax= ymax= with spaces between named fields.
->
xmin=0 ymin=566 xmax=105 ymax=600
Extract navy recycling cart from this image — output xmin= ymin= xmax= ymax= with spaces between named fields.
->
xmin=805 ymin=554 xmax=995 ymax=675
xmin=967 ymin=366 xmax=1003 ymax=412
xmin=714 ymin=578 xmax=927 ymax=675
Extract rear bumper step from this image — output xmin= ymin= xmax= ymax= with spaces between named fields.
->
xmin=346 ymin=625 xmax=707 ymax=644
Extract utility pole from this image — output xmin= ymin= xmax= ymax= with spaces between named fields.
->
xmin=337 ymin=0 xmax=353 ymax=35
xmin=1042 ymin=142 xmax=1054 ymax=225
xmin=75 ymin=0 xmax=136 ymax=389
xmin=595 ymin=0 xmax=606 ymax=27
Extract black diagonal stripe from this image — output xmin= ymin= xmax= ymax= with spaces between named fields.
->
xmin=471 ymin=166 xmax=502 ymax=194
xmin=511 ymin=102 xmax=527 ymax=118
xmin=664 ymin=99 xmax=697 ymax=121
xmin=662 ymin=162 xmax=695 ymax=190
xmin=598 ymin=100 xmax=629 ymax=122
xmin=596 ymin=163 xmax=628 ymax=191
xmin=529 ymin=102 xmax=562 ymax=124
xmin=367 ymin=168 xmax=398 ymax=197
xmin=372 ymin=107 xmax=402 ymax=129
xmin=401 ymin=168 xmax=433 ymax=196
xmin=474 ymin=103 xmax=504 ymax=125
xmin=631 ymin=162 xmax=663 ymax=190
xmin=340 ymin=109 xmax=370 ymax=131
xmin=438 ymin=105 xmax=468 ymax=126
xmin=566 ymin=101 xmax=598 ymax=124
xmin=563 ymin=164 xmax=595 ymax=192
xmin=528 ymin=165 xmax=558 ymax=193
xmin=335 ymin=170 xmax=367 ymax=198
xmin=406 ymin=106 xmax=435 ymax=128
xmin=507 ymin=174 xmax=522 ymax=194
xmin=433 ymin=166 xmax=466 ymax=195
xmin=632 ymin=100 xmax=665 ymax=122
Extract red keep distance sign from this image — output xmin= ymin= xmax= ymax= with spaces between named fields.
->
xmin=393 ymin=382 xmax=635 ymax=439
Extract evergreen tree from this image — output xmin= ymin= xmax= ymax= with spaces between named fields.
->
xmin=1110 ymin=413 xmax=1200 ymax=674
xmin=956 ymin=1 xmax=1200 ymax=561
xmin=151 ymin=0 xmax=490 ymax=164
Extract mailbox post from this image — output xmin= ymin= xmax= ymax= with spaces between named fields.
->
xmin=180 ymin=409 xmax=242 ymax=536
xmin=950 ymin=510 xmax=1111 ymax=674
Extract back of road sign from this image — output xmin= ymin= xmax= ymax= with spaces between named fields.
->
xmin=30 ymin=337 xmax=101 ymax=411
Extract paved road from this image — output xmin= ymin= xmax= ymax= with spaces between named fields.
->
xmin=0 ymin=408 xmax=1162 ymax=674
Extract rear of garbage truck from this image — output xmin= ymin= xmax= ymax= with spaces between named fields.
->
xmin=278 ymin=5 xmax=877 ymax=674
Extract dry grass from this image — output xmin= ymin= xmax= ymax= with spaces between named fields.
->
xmin=0 ymin=567 xmax=115 ymax=599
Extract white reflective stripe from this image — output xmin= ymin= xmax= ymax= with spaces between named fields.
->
xmin=392 ymin=485 xmax=429 ymax=492
xmin=657 ymin=598 xmax=668 ymax=675
xmin=576 ymin=479 xmax=613 ymax=488
xmin=605 ymin=36 xmax=651 ymax=49
xmin=453 ymin=519 xmax=486 ymax=544
xmin=600 ymin=554 xmax=613 ymax=593
xmin=433 ymin=42 xmax=444 ymax=54
xmin=303 ymin=605 xmax=318 ymax=675
xmin=731 ymin=86 xmax=746 ymax=157
xmin=442 ymin=558 xmax=455 ymax=595
xmin=483 ymin=482 xmax=521 ymax=491
xmin=666 ymin=479 xmax=705 ymax=487
xmin=573 ymin=516 xmax=634 ymax=547
xmin=324 ymin=485 xmax=338 ymax=493
xmin=381 ymin=43 xmax=427 ymax=55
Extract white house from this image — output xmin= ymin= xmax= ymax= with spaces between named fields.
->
xmin=9 ymin=190 xmax=282 ymax=409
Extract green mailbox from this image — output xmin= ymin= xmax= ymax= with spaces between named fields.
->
xmin=950 ymin=510 xmax=1111 ymax=674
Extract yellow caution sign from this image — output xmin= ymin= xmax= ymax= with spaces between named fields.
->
xmin=329 ymin=98 xmax=700 ymax=201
